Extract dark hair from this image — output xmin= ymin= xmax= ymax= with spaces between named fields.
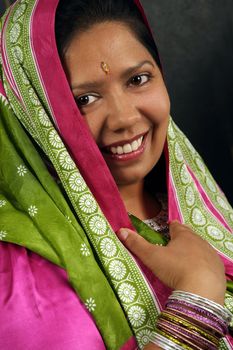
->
xmin=55 ymin=0 xmax=160 ymax=66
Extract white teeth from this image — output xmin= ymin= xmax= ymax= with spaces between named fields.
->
xmin=123 ymin=144 xmax=132 ymax=153
xmin=116 ymin=146 xmax=124 ymax=154
xmin=131 ymin=140 xmax=139 ymax=151
xmin=110 ymin=135 xmax=144 ymax=155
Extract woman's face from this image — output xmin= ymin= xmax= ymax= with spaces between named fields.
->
xmin=64 ymin=21 xmax=170 ymax=187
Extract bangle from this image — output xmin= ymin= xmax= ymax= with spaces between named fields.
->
xmin=150 ymin=331 xmax=186 ymax=350
xmin=152 ymin=291 xmax=231 ymax=350
xmin=169 ymin=291 xmax=232 ymax=324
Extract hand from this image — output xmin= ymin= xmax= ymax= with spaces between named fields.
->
xmin=117 ymin=221 xmax=226 ymax=305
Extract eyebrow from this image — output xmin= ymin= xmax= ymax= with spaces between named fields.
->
xmin=71 ymin=60 xmax=155 ymax=91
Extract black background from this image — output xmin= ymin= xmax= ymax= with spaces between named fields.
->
xmin=1 ymin=1 xmax=232 ymax=203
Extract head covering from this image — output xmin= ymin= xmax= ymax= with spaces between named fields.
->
xmin=0 ymin=0 xmax=233 ymax=349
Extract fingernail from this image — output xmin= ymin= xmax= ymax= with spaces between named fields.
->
xmin=118 ymin=229 xmax=129 ymax=240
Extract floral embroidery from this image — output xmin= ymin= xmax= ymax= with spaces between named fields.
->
xmin=118 ymin=282 xmax=137 ymax=303
xmin=28 ymin=87 xmax=40 ymax=106
xmin=17 ymin=164 xmax=27 ymax=176
xmin=38 ymin=108 xmax=51 ymax=127
xmin=109 ymin=260 xmax=127 ymax=280
xmin=100 ymin=237 xmax=117 ymax=257
xmin=28 ymin=205 xmax=38 ymax=217
xmin=205 ymin=177 xmax=216 ymax=193
xmin=185 ymin=186 xmax=195 ymax=207
xmin=137 ymin=329 xmax=152 ymax=348
xmin=68 ymin=173 xmax=86 ymax=192
xmin=78 ymin=193 xmax=97 ymax=214
xmin=10 ymin=23 xmax=21 ymax=43
xmin=128 ymin=305 xmax=146 ymax=328
xmin=206 ymin=225 xmax=224 ymax=241
xmin=85 ymin=297 xmax=96 ymax=312
xmin=180 ymin=164 xmax=191 ymax=185
xmin=59 ymin=150 xmax=76 ymax=171
xmin=224 ymin=241 xmax=233 ymax=253
xmin=174 ymin=142 xmax=183 ymax=162
xmin=195 ymin=157 xmax=206 ymax=173
xmin=48 ymin=129 xmax=63 ymax=149
xmin=0 ymin=200 xmax=7 ymax=208
xmin=0 ymin=231 xmax=7 ymax=240
xmin=89 ymin=215 xmax=107 ymax=235
xmin=216 ymin=196 xmax=229 ymax=211
xmin=13 ymin=3 xmax=26 ymax=22
xmin=191 ymin=208 xmax=206 ymax=226
xmin=12 ymin=45 xmax=23 ymax=64
xmin=80 ymin=243 xmax=91 ymax=257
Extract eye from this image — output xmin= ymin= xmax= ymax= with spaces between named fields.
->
xmin=129 ymin=73 xmax=150 ymax=87
xmin=75 ymin=94 xmax=98 ymax=107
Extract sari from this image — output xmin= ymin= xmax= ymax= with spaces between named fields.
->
xmin=0 ymin=0 xmax=233 ymax=349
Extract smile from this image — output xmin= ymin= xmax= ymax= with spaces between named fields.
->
xmin=101 ymin=131 xmax=149 ymax=161
xmin=110 ymin=135 xmax=143 ymax=155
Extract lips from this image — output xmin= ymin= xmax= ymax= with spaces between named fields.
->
xmin=101 ymin=132 xmax=148 ymax=161
xmin=101 ymin=131 xmax=148 ymax=155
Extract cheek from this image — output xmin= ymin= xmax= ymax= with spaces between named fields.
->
xmin=82 ymin=113 xmax=103 ymax=143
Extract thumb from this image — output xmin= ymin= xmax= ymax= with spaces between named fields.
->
xmin=116 ymin=228 xmax=159 ymax=268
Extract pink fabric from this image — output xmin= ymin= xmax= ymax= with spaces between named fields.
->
xmin=0 ymin=242 xmax=136 ymax=350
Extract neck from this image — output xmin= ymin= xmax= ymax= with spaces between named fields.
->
xmin=118 ymin=180 xmax=161 ymax=220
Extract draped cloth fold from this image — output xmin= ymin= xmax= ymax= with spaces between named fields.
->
xmin=0 ymin=0 xmax=233 ymax=349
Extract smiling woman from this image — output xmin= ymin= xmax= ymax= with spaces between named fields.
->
xmin=0 ymin=0 xmax=233 ymax=350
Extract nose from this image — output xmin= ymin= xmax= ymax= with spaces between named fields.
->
xmin=106 ymin=93 xmax=141 ymax=132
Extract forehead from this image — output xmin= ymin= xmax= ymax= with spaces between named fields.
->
xmin=64 ymin=21 xmax=154 ymax=81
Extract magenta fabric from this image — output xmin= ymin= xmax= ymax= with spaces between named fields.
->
xmin=0 ymin=242 xmax=137 ymax=350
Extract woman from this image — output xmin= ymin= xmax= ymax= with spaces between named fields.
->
xmin=0 ymin=0 xmax=232 ymax=349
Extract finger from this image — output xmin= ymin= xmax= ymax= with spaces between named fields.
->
xmin=116 ymin=228 xmax=159 ymax=267
xmin=169 ymin=220 xmax=193 ymax=239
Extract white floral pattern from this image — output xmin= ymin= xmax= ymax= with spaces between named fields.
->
xmin=191 ymin=208 xmax=206 ymax=226
xmin=0 ymin=231 xmax=7 ymax=240
xmin=10 ymin=23 xmax=21 ymax=43
xmin=118 ymin=282 xmax=137 ymax=303
xmin=137 ymin=329 xmax=152 ymax=348
xmin=17 ymin=164 xmax=27 ymax=176
xmin=128 ymin=305 xmax=146 ymax=328
xmin=28 ymin=87 xmax=40 ymax=106
xmin=80 ymin=243 xmax=91 ymax=257
xmin=48 ymin=129 xmax=63 ymax=149
xmin=0 ymin=200 xmax=7 ymax=208
xmin=65 ymin=215 xmax=72 ymax=223
xmin=180 ymin=164 xmax=191 ymax=185
xmin=85 ymin=297 xmax=96 ymax=312
xmin=59 ymin=150 xmax=76 ymax=170
xmin=224 ymin=241 xmax=233 ymax=253
xmin=206 ymin=225 xmax=224 ymax=241
xmin=195 ymin=157 xmax=206 ymax=173
xmin=78 ymin=194 xmax=97 ymax=214
xmin=205 ymin=177 xmax=216 ymax=193
xmin=12 ymin=45 xmax=23 ymax=64
xmin=216 ymin=196 xmax=229 ymax=211
xmin=13 ymin=3 xmax=26 ymax=22
xmin=18 ymin=66 xmax=30 ymax=85
xmin=185 ymin=186 xmax=195 ymax=207
xmin=100 ymin=237 xmax=117 ymax=257
xmin=109 ymin=260 xmax=127 ymax=280
xmin=28 ymin=205 xmax=38 ymax=217
xmin=38 ymin=108 xmax=51 ymax=127
xmin=68 ymin=173 xmax=86 ymax=192
xmin=174 ymin=142 xmax=183 ymax=162
xmin=168 ymin=124 xmax=176 ymax=139
xmin=89 ymin=215 xmax=107 ymax=235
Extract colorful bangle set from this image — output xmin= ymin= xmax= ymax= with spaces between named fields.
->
xmin=150 ymin=291 xmax=232 ymax=350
